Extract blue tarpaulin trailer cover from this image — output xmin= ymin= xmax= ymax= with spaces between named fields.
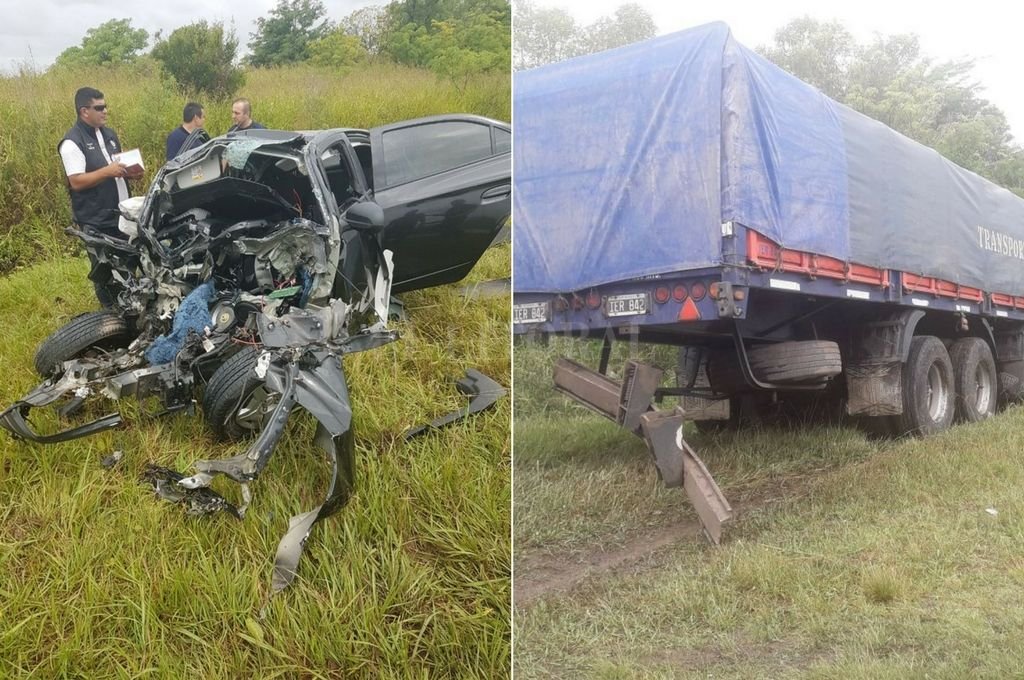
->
xmin=513 ymin=21 xmax=1024 ymax=295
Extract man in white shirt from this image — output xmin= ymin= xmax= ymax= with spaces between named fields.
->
xmin=58 ymin=87 xmax=144 ymax=306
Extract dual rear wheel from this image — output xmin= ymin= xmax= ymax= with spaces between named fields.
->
xmin=872 ymin=335 xmax=995 ymax=437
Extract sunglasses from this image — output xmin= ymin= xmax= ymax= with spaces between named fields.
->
xmin=88 ymin=104 xmax=107 ymax=112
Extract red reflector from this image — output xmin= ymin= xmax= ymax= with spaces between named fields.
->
xmin=690 ymin=281 xmax=707 ymax=301
xmin=586 ymin=290 xmax=601 ymax=309
xmin=654 ymin=286 xmax=670 ymax=303
xmin=678 ymin=297 xmax=701 ymax=321
xmin=672 ymin=284 xmax=687 ymax=302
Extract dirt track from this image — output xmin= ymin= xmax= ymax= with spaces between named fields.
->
xmin=514 ymin=476 xmax=815 ymax=606
xmin=514 ymin=517 xmax=704 ymax=606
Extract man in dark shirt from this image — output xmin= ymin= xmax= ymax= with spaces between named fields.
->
xmin=165 ymin=102 xmax=207 ymax=160
xmin=228 ymin=98 xmax=267 ymax=132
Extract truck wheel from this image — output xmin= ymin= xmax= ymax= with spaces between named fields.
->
xmin=949 ymin=338 xmax=996 ymax=423
xmin=33 ymin=311 xmax=132 ymax=377
xmin=707 ymin=341 xmax=841 ymax=390
xmin=203 ymin=346 xmax=280 ymax=441
xmin=747 ymin=340 xmax=842 ymax=384
xmin=896 ymin=336 xmax=954 ymax=436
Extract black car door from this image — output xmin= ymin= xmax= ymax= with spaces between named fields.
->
xmin=368 ymin=115 xmax=511 ymax=293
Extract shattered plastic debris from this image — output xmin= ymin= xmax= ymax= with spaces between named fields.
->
xmin=141 ymin=463 xmax=242 ymax=519
xmin=986 ymin=507 xmax=999 ymax=516
xmin=101 ymin=450 xmax=124 ymax=469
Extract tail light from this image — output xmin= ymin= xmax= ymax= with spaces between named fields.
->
xmin=672 ymin=284 xmax=687 ymax=302
xmin=709 ymin=282 xmax=721 ymax=299
xmin=552 ymin=296 xmax=569 ymax=312
xmin=586 ymin=290 xmax=601 ymax=309
xmin=654 ymin=286 xmax=670 ymax=304
xmin=690 ymin=281 xmax=707 ymax=301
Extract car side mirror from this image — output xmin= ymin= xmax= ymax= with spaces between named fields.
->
xmin=344 ymin=201 xmax=385 ymax=234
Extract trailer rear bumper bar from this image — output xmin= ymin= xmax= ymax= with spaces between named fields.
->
xmin=552 ymin=357 xmax=734 ymax=543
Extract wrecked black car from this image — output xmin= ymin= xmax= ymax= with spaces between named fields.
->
xmin=0 ymin=115 xmax=510 ymax=591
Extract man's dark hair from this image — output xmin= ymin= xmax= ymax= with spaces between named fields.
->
xmin=74 ymin=87 xmax=104 ymax=114
xmin=183 ymin=102 xmax=204 ymax=123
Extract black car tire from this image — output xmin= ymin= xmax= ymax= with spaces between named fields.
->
xmin=949 ymin=337 xmax=997 ymax=423
xmin=895 ymin=336 xmax=955 ymax=437
xmin=33 ymin=311 xmax=132 ymax=377
xmin=203 ymin=346 xmax=278 ymax=441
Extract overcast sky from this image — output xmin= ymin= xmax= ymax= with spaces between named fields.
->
xmin=541 ymin=0 xmax=1024 ymax=145
xmin=0 ymin=0 xmax=378 ymax=70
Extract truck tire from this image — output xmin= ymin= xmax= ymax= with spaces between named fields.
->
xmin=33 ymin=311 xmax=132 ymax=378
xmin=747 ymin=340 xmax=842 ymax=383
xmin=895 ymin=336 xmax=955 ymax=437
xmin=949 ymin=337 xmax=996 ymax=423
xmin=202 ymin=346 xmax=279 ymax=441
xmin=706 ymin=341 xmax=841 ymax=391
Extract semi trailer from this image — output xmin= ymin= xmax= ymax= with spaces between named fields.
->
xmin=512 ymin=22 xmax=1024 ymax=542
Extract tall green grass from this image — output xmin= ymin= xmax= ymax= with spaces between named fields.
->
xmin=0 ymin=247 xmax=510 ymax=676
xmin=0 ymin=61 xmax=510 ymax=272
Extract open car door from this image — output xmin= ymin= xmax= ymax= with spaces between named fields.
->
xmin=368 ymin=115 xmax=511 ymax=293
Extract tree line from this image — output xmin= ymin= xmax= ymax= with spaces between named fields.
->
xmin=52 ymin=0 xmax=510 ymax=96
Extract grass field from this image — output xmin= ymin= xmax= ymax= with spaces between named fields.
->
xmin=0 ymin=245 xmax=510 ymax=676
xmin=514 ymin=338 xmax=1024 ymax=678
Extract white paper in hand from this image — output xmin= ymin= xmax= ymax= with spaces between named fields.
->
xmin=113 ymin=148 xmax=145 ymax=173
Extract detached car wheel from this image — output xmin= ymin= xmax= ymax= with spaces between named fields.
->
xmin=203 ymin=346 xmax=281 ymax=441
xmin=33 ymin=311 xmax=132 ymax=377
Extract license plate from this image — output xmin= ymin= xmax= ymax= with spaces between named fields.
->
xmin=605 ymin=293 xmax=648 ymax=317
xmin=513 ymin=302 xmax=549 ymax=324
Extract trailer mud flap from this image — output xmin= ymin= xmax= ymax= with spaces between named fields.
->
xmin=846 ymin=361 xmax=902 ymax=416
xmin=639 ymin=409 xmax=733 ymax=543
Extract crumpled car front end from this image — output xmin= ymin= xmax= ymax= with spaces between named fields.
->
xmin=1 ymin=130 xmax=403 ymax=591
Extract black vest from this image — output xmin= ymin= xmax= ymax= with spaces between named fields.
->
xmin=59 ymin=120 xmax=123 ymax=231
